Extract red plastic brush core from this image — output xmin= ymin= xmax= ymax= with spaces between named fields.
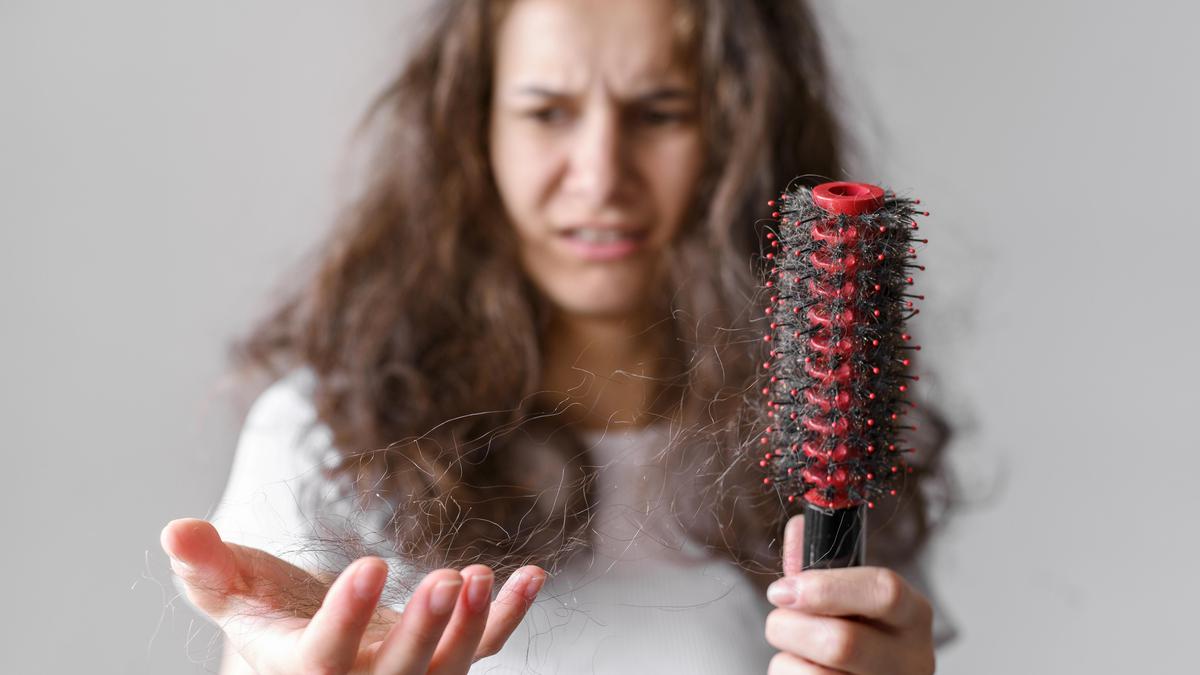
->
xmin=809 ymin=182 xmax=883 ymax=508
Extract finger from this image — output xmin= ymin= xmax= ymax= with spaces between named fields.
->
xmin=767 ymin=567 xmax=928 ymax=628
xmin=769 ymin=652 xmax=850 ymax=675
xmin=473 ymin=566 xmax=546 ymax=659
xmin=782 ymin=514 xmax=806 ymax=576
xmin=428 ymin=565 xmax=494 ymax=674
xmin=160 ymin=518 xmax=246 ymax=615
xmin=296 ymin=557 xmax=389 ymax=674
xmin=371 ymin=569 xmax=463 ymax=675
xmin=765 ymin=608 xmax=899 ymax=674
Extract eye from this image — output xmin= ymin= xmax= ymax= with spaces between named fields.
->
xmin=524 ymin=106 xmax=570 ymax=125
xmin=636 ymin=108 xmax=691 ymax=127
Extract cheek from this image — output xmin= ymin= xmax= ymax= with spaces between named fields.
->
xmin=645 ymin=135 xmax=704 ymax=238
xmin=490 ymin=128 xmax=568 ymax=288
xmin=491 ymin=120 xmax=557 ymax=222
xmin=493 ymin=153 xmax=536 ymax=220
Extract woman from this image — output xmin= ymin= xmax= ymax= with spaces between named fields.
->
xmin=162 ymin=0 xmax=950 ymax=672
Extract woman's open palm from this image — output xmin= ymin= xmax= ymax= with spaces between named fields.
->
xmin=161 ymin=518 xmax=545 ymax=674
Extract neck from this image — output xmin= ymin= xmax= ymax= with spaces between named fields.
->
xmin=542 ymin=310 xmax=669 ymax=431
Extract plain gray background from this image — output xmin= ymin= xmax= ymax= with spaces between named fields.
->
xmin=2 ymin=1 xmax=1196 ymax=672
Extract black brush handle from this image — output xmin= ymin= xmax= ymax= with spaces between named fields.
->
xmin=801 ymin=502 xmax=866 ymax=569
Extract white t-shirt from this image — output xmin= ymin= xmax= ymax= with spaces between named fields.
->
xmin=209 ymin=369 xmax=953 ymax=673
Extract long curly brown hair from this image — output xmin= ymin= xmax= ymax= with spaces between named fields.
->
xmin=232 ymin=0 xmax=952 ymax=585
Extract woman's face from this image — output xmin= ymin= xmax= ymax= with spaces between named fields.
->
xmin=489 ymin=0 xmax=702 ymax=320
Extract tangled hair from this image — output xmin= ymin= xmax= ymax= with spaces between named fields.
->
xmin=233 ymin=0 xmax=953 ymax=587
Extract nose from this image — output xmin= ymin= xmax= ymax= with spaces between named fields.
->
xmin=564 ymin=106 xmax=626 ymax=206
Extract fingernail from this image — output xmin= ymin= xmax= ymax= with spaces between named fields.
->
xmin=353 ymin=562 xmax=385 ymax=601
xmin=465 ymin=572 xmax=493 ymax=612
xmin=767 ymin=581 xmax=796 ymax=607
xmin=499 ymin=571 xmax=525 ymax=600
xmin=522 ymin=572 xmax=545 ymax=602
xmin=429 ymin=579 xmax=462 ymax=616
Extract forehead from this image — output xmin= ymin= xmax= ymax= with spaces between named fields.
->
xmin=493 ymin=0 xmax=693 ymax=93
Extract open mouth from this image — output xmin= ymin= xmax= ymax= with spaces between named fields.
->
xmin=565 ymin=228 xmax=642 ymax=243
xmin=558 ymin=227 xmax=649 ymax=261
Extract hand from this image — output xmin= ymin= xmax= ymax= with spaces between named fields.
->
xmin=763 ymin=516 xmax=935 ymax=674
xmin=161 ymin=518 xmax=545 ymax=674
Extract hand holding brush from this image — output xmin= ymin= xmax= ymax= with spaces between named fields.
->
xmin=764 ymin=515 xmax=936 ymax=674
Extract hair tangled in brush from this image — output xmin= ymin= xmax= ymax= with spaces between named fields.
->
xmin=229 ymin=0 xmax=954 ymax=589
xmin=756 ymin=182 xmax=927 ymax=515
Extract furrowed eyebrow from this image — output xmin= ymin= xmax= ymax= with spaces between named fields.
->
xmin=512 ymin=85 xmax=568 ymax=98
xmin=633 ymin=87 xmax=693 ymax=103
xmin=510 ymin=85 xmax=693 ymax=103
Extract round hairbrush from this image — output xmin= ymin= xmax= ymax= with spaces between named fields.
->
xmin=757 ymin=181 xmax=927 ymax=569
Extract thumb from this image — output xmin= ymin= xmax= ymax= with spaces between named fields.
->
xmin=161 ymin=518 xmax=245 ymax=614
xmin=782 ymin=514 xmax=805 ymax=577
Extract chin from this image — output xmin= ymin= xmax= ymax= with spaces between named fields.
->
xmin=544 ymin=279 xmax=651 ymax=320
xmin=526 ymin=256 xmax=667 ymax=320
xmin=551 ymin=293 xmax=644 ymax=319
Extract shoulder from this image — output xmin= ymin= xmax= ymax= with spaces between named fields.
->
xmin=239 ymin=368 xmax=331 ymax=463
xmin=210 ymin=367 xmax=355 ymax=572
xmin=222 ymin=368 xmax=346 ymax=505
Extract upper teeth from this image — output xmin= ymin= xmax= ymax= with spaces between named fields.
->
xmin=570 ymin=228 xmax=633 ymax=243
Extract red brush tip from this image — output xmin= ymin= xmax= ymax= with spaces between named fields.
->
xmin=811 ymin=182 xmax=885 ymax=216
